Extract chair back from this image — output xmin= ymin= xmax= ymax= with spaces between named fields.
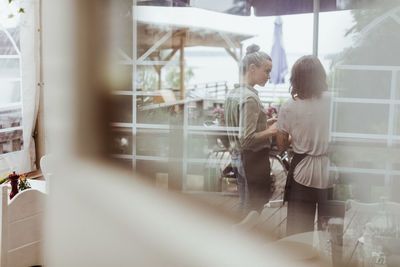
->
xmin=40 ymin=154 xmax=53 ymax=180
xmin=1 ymin=186 xmax=46 ymax=267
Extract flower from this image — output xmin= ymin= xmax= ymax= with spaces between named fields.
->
xmin=18 ymin=176 xmax=31 ymax=191
xmin=212 ymin=108 xmax=225 ymax=125
xmin=267 ymin=107 xmax=278 ymax=119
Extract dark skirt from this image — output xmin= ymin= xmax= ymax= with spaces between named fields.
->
xmin=241 ymin=148 xmax=271 ymax=212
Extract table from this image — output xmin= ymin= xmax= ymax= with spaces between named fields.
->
xmin=4 ymin=179 xmax=47 ymax=196
xmin=28 ymin=179 xmax=47 ymax=193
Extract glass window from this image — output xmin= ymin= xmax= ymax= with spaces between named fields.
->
xmin=0 ymin=26 xmax=23 ymax=155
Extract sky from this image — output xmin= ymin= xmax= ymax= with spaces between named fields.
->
xmin=137 ymin=6 xmax=355 ymax=55
xmin=0 ymin=3 xmax=356 ymax=88
xmin=136 ymin=6 xmax=356 ymax=87
xmin=1 ymin=3 xmax=355 ymax=55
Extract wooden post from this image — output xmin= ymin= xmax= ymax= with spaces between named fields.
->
xmin=179 ymin=34 xmax=185 ymax=99
xmin=157 ymin=67 xmax=161 ymax=90
xmin=239 ymin=45 xmax=243 ymax=83
xmin=153 ymin=48 xmax=178 ymax=91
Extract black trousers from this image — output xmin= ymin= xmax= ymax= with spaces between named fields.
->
xmin=286 ymin=180 xmax=345 ymax=236
xmin=241 ymin=148 xmax=272 ymax=212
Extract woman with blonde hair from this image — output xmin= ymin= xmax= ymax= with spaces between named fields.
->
xmin=225 ymin=44 xmax=277 ymax=219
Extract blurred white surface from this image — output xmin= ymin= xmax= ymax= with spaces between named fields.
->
xmin=44 ymin=158 xmax=327 ymax=266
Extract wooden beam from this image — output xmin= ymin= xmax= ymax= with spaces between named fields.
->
xmin=173 ymin=29 xmax=188 ymax=37
xmin=149 ymin=55 xmax=161 ymax=72
xmin=224 ymin=48 xmax=239 ymax=62
xmin=148 ymin=48 xmax=179 ymax=90
xmin=179 ymin=34 xmax=185 ymax=100
xmin=148 ymin=54 xmax=162 ymax=90
xmin=137 ymin=31 xmax=172 ymax=62
xmin=138 ymin=30 xmax=245 ymax=51
xmin=163 ymin=47 xmax=179 ymax=62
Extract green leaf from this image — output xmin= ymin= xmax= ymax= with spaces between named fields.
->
xmin=9 ymin=0 xmax=12 ymax=4
xmin=8 ymin=13 xmax=14 ymax=18
xmin=19 ymin=8 xmax=25 ymax=13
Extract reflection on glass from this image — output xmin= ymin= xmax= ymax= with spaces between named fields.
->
xmin=136 ymin=159 xmax=169 ymax=186
xmin=333 ymin=103 xmax=389 ymax=135
xmin=136 ymin=129 xmax=169 ymax=157
xmin=0 ymin=129 xmax=23 ymax=154
xmin=102 ymin=2 xmax=400 ymax=252
xmin=0 ymin=29 xmax=19 ymax=55
xmin=395 ymin=105 xmax=400 ymax=136
xmin=110 ymin=127 xmax=132 ymax=155
xmin=0 ymin=107 xmax=22 ymax=129
xmin=110 ymin=95 xmax=132 ymax=123
xmin=334 ymin=69 xmax=392 ymax=99
xmin=137 ymin=102 xmax=176 ymax=125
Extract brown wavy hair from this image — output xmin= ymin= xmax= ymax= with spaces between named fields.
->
xmin=290 ymin=55 xmax=327 ymax=100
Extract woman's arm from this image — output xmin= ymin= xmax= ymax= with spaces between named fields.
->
xmin=277 ymin=130 xmax=289 ymax=152
xmin=256 ymin=121 xmax=278 ymax=139
xmin=240 ymin=99 xmax=277 ymax=149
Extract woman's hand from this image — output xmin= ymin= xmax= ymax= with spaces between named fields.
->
xmin=277 ymin=131 xmax=290 ymax=152
xmin=266 ymin=118 xmax=278 ymax=128
xmin=267 ymin=122 xmax=278 ymax=135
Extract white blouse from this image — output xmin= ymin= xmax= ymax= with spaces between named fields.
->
xmin=278 ymin=92 xmax=337 ymax=189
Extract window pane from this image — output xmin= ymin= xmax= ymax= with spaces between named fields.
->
xmin=339 ymin=172 xmax=385 ymax=202
xmin=136 ymin=159 xmax=169 ymax=186
xmin=0 ymin=107 xmax=22 ymax=129
xmin=136 ymin=129 xmax=169 ymax=157
xmin=333 ymin=103 xmax=389 ymax=135
xmin=331 ymin=143 xmax=395 ymax=170
xmin=110 ymin=95 xmax=132 ymax=123
xmin=334 ymin=69 xmax=392 ymax=99
xmin=0 ymin=29 xmax=19 ymax=55
xmin=0 ymin=129 xmax=22 ymax=154
xmin=397 ymin=73 xmax=400 ymax=100
xmin=395 ymin=105 xmax=400 ymax=136
xmin=0 ymin=80 xmax=21 ymax=105
xmin=0 ymin=59 xmax=20 ymax=79
xmin=110 ymin=127 xmax=132 ymax=155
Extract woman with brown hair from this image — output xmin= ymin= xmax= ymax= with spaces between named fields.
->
xmin=277 ymin=55 xmax=338 ymax=236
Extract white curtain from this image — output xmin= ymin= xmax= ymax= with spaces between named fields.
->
xmin=0 ymin=0 xmax=40 ymax=174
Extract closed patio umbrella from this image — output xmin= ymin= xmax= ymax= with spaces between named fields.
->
xmin=270 ymin=16 xmax=288 ymax=85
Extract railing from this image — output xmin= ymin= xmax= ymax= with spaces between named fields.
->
xmin=186 ymin=81 xmax=229 ymax=100
xmin=258 ymin=84 xmax=291 ymax=104
xmin=134 ymin=81 xmax=291 ymax=107
xmin=186 ymin=81 xmax=291 ymax=105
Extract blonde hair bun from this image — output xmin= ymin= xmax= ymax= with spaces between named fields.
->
xmin=246 ymin=44 xmax=260 ymax=55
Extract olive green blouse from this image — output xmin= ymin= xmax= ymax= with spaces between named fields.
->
xmin=224 ymin=84 xmax=270 ymax=152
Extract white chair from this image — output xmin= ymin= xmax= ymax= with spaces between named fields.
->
xmin=1 ymin=186 xmax=46 ymax=267
xmin=40 ymin=154 xmax=53 ymax=194
xmin=40 ymin=154 xmax=52 ymax=180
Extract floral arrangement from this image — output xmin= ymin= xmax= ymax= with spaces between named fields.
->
xmin=266 ymin=106 xmax=278 ymax=119
xmin=0 ymin=172 xmax=31 ymax=190
xmin=18 ymin=175 xmax=31 ymax=191
xmin=212 ymin=108 xmax=225 ymax=125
